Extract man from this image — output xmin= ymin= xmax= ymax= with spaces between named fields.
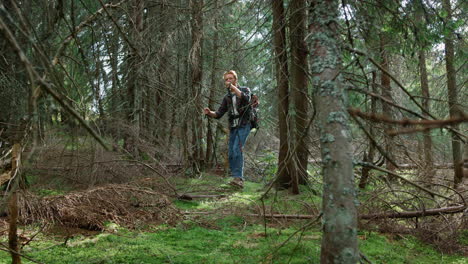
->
xmin=203 ymin=70 xmax=251 ymax=188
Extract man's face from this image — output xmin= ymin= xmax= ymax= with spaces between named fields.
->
xmin=224 ymin=74 xmax=236 ymax=87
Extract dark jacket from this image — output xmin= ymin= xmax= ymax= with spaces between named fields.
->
xmin=214 ymin=86 xmax=251 ymax=128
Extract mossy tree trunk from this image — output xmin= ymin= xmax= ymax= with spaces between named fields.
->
xmin=309 ymin=0 xmax=359 ymax=263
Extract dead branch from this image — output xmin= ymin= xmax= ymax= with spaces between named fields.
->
xmin=17 ymin=185 xmax=181 ymax=230
xmin=349 ymin=108 xmax=468 ymax=127
xmin=350 ymin=114 xmax=399 ymax=169
xmin=388 ymin=125 xmax=466 ymax=136
xmin=0 ymin=16 xmax=109 ymax=150
xmin=348 ymin=87 xmax=425 ymax=119
xmin=349 ymin=108 xmax=468 ymax=136
xmin=398 ymin=164 xmax=454 ymax=169
xmin=184 ymin=206 xmax=466 ymax=220
xmin=178 ymin=194 xmax=227 ymax=200
xmin=357 ymin=162 xmax=454 ymax=201
xmin=359 ymin=205 xmax=466 ymax=220
xmin=0 ymin=242 xmax=43 ymax=264
xmin=53 ymin=1 xmax=125 ymax=65
xmin=93 ymin=159 xmax=178 ymax=196
xmin=347 ymin=47 xmax=466 ymax=141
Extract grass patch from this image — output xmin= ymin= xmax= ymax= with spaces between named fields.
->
xmin=359 ymin=232 xmax=466 ymax=264
xmin=1 ymin=224 xmax=465 ymax=264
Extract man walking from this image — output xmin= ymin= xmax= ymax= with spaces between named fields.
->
xmin=203 ymin=70 xmax=251 ymax=188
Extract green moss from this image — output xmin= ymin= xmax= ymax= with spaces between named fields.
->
xmin=320 ymin=133 xmax=335 ymax=143
xmin=327 ymin=111 xmax=347 ymax=125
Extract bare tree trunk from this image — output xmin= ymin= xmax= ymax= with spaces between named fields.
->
xmin=418 ymin=48 xmax=434 ymax=180
xmin=8 ymin=143 xmax=21 ymax=264
xmin=206 ymin=0 xmax=219 ymax=168
xmin=124 ymin=0 xmax=144 ymax=156
xmin=310 ymin=0 xmax=359 ymax=263
xmin=290 ymin=0 xmax=309 ymax=188
xmin=189 ymin=0 xmax=204 ymax=174
xmin=272 ymin=0 xmax=294 ymax=191
xmin=359 ymin=71 xmax=378 ymax=189
xmin=379 ymin=33 xmax=396 ymax=180
xmin=413 ymin=0 xmax=434 ymax=183
xmin=442 ymin=0 xmax=463 ymax=187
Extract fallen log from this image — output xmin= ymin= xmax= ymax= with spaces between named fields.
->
xmin=183 ymin=205 xmax=467 ymax=220
xmin=359 ymin=205 xmax=467 ymax=220
xmin=178 ymin=194 xmax=227 ymax=200
xmin=398 ymin=163 xmax=454 ymax=170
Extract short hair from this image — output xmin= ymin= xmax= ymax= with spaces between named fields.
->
xmin=223 ymin=70 xmax=238 ymax=80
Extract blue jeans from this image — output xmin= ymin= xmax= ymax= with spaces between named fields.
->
xmin=228 ymin=124 xmax=251 ymax=179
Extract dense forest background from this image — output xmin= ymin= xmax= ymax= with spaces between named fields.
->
xmin=0 ymin=0 xmax=467 ymax=263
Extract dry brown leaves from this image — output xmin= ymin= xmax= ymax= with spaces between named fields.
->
xmin=17 ymin=184 xmax=182 ymax=230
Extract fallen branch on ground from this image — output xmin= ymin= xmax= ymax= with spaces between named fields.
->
xmin=178 ymin=194 xmax=227 ymax=200
xmin=357 ymin=162 xmax=454 ymax=201
xmin=359 ymin=205 xmax=466 ymax=219
xmin=183 ymin=205 xmax=467 ymax=220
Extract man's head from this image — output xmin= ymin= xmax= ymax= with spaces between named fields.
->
xmin=223 ymin=70 xmax=238 ymax=87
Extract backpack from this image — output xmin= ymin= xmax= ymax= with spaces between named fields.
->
xmin=249 ymin=94 xmax=259 ymax=130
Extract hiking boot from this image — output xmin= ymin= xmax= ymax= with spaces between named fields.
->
xmin=229 ymin=178 xmax=244 ymax=189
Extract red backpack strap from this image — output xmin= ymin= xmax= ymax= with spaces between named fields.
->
xmin=251 ymin=94 xmax=259 ymax=107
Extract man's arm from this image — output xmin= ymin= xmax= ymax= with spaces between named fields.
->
xmin=204 ymin=96 xmax=228 ymax=119
xmin=237 ymin=86 xmax=251 ymax=104
xmin=203 ymin=108 xmax=217 ymax=118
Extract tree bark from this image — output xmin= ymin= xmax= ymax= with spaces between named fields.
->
xmin=189 ymin=0 xmax=204 ymax=174
xmin=310 ymin=0 xmax=359 ymax=263
xmin=442 ymin=0 xmax=463 ymax=187
xmin=290 ymin=0 xmax=309 ymax=188
xmin=414 ymin=0 xmax=434 ymax=183
xmin=359 ymin=72 xmax=377 ymax=189
xmin=8 ymin=143 xmax=21 ymax=264
xmin=272 ymin=0 xmax=293 ymax=191
xmin=124 ymin=0 xmax=144 ymax=156
xmin=379 ymin=33 xmax=396 ymax=180
xmin=206 ymin=0 xmax=219 ymax=168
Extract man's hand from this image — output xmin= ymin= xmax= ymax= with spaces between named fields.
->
xmin=229 ymin=84 xmax=241 ymax=97
xmin=203 ymin=107 xmax=215 ymax=118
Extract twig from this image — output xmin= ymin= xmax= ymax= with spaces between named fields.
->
xmin=53 ymin=1 xmax=126 ymax=65
xmin=177 ymin=194 xmax=226 ymax=200
xmin=388 ymin=124 xmax=467 ymax=136
xmin=349 ymin=108 xmax=468 ymax=127
xmin=348 ymin=87 xmax=425 ymax=119
xmin=270 ymin=213 xmax=322 ymax=260
xmin=0 ymin=242 xmax=44 ymax=264
xmin=21 ymin=223 xmax=48 ymax=249
xmin=360 ymin=205 xmax=466 ymax=219
xmin=357 ymin=162 xmax=453 ymax=201
xmin=350 ymin=114 xmax=399 ymax=169
xmin=0 ymin=16 xmax=109 ymax=150
xmin=184 ymin=207 xmax=466 ymax=220
xmin=347 ymin=47 xmax=466 ymax=141
xmin=360 ymin=252 xmax=374 ymax=264
xmin=93 ymin=159 xmax=178 ymax=196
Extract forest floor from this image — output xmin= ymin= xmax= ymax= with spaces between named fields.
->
xmin=0 ymin=144 xmax=467 ymax=263
xmin=1 ymin=173 xmax=467 ymax=263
